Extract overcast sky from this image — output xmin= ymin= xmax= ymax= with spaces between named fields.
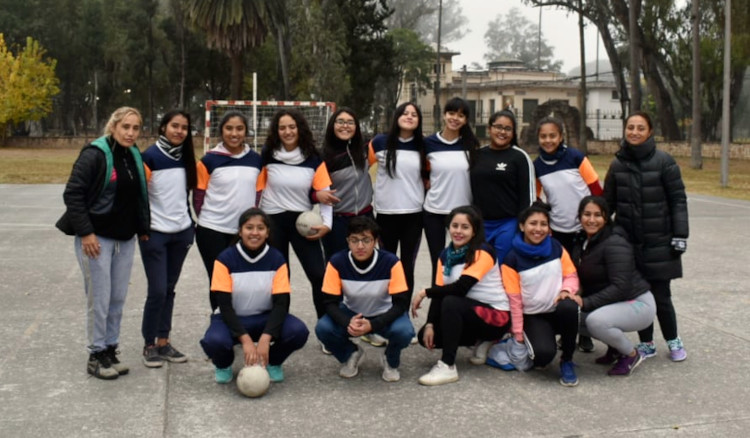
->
xmin=449 ymin=0 xmax=605 ymax=74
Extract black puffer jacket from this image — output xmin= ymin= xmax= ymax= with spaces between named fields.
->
xmin=603 ymin=137 xmax=689 ymax=280
xmin=572 ymin=225 xmax=651 ymax=312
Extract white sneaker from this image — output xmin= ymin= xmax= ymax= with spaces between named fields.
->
xmin=361 ymin=333 xmax=387 ymax=347
xmin=470 ymin=340 xmax=495 ymax=365
xmin=380 ymin=353 xmax=400 ymax=382
xmin=410 ymin=336 xmax=418 ymax=345
xmin=418 ymin=360 xmax=459 ymax=386
xmin=319 ymin=341 xmax=332 ymax=355
xmin=339 ymin=345 xmax=365 ymax=378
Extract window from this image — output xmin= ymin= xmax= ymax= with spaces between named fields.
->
xmin=611 ymin=90 xmax=620 ymax=100
xmin=489 ymin=99 xmax=495 ymax=115
xmin=522 ymin=99 xmax=538 ymax=124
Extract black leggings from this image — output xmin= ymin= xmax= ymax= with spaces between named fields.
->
xmin=418 ymin=295 xmax=510 ymax=366
xmin=268 ymin=211 xmax=327 ymax=319
xmin=639 ymin=279 xmax=678 ymax=342
xmin=524 ymin=299 xmax=579 ymax=366
xmin=195 ymin=225 xmax=236 ymax=311
xmin=423 ymin=211 xmax=448 ymax=286
xmin=376 ymin=212 xmax=423 ymax=298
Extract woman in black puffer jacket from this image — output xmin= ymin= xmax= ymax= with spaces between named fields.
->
xmin=570 ymin=196 xmax=656 ymax=376
xmin=603 ymin=111 xmax=689 ymax=362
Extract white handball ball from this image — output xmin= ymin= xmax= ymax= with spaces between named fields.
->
xmin=236 ymin=365 xmax=270 ymax=398
xmin=295 ymin=210 xmax=323 ymax=236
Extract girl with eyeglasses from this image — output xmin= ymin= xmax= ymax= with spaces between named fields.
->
xmin=469 ymin=110 xmax=536 ymax=262
xmin=320 ymin=108 xmax=373 ymax=258
xmin=423 ymin=97 xmax=480 ymax=285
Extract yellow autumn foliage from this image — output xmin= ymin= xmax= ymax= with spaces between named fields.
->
xmin=0 ymin=34 xmax=60 ymax=138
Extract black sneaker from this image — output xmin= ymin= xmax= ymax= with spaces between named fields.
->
xmin=578 ymin=336 xmax=595 ymax=353
xmin=158 ymin=343 xmax=187 ymax=363
xmin=88 ymin=350 xmax=119 ymax=380
xmin=105 ymin=345 xmax=129 ymax=375
xmin=143 ymin=345 xmax=164 ymax=368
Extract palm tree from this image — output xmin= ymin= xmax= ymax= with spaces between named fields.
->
xmin=186 ymin=0 xmax=270 ymax=99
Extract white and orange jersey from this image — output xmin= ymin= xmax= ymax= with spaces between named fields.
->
xmin=196 ymin=144 xmax=262 ymax=234
xmin=211 ymin=243 xmax=290 ymax=317
xmin=423 ymin=133 xmax=472 ymax=214
xmin=142 ymin=144 xmax=192 ymax=233
xmin=322 ymin=249 xmax=407 ymax=318
xmin=437 ymin=244 xmax=509 ymax=311
xmin=368 ymin=134 xmax=424 ymax=214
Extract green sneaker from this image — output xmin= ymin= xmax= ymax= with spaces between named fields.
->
xmin=267 ymin=365 xmax=284 ymax=383
xmin=214 ymin=365 xmax=233 ymax=383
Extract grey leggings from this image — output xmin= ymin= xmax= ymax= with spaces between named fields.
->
xmin=579 ymin=292 xmax=656 ymax=355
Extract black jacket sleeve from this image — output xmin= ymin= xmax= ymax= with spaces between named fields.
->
xmin=216 ymin=292 xmax=247 ymax=339
xmin=582 ymin=236 xmax=637 ymax=311
xmin=322 ymin=292 xmax=350 ymax=328
xmin=263 ymin=293 xmax=290 ymax=340
xmin=661 ymin=155 xmax=689 ymax=238
xmin=368 ymin=291 xmax=409 ymax=333
xmin=425 ymin=275 xmax=478 ymax=299
xmin=60 ymin=147 xmax=106 ymax=236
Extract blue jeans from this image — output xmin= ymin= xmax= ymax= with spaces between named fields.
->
xmin=75 ymin=235 xmax=136 ymax=353
xmin=315 ymin=304 xmax=415 ymax=368
xmin=484 ymin=218 xmax=518 ymax=262
xmin=139 ymin=227 xmax=195 ymax=345
xmin=200 ymin=313 xmax=309 ymax=368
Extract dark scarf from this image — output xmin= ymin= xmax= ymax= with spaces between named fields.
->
xmin=620 ymin=136 xmax=656 ymax=162
xmin=443 ymin=242 xmax=469 ymax=276
xmin=538 ymin=143 xmax=567 ymax=162
xmin=511 ymin=232 xmax=552 ymax=259
xmin=157 ymin=135 xmax=183 ymax=160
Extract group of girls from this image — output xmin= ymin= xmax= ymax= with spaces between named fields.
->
xmin=409 ymin=110 xmax=688 ymax=387
xmin=60 ymin=102 xmax=687 ymax=390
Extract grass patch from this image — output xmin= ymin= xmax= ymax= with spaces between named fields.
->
xmin=1 ymin=147 xmax=748 ymax=201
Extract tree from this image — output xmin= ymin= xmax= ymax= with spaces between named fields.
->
xmin=483 ymin=7 xmax=562 ymax=71
xmin=386 ymin=0 xmax=468 ymax=44
xmin=0 ymin=34 xmax=60 ymax=140
xmin=186 ymin=0 xmax=271 ymax=99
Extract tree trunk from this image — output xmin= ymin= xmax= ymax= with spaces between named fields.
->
xmin=578 ymin=0 xmax=588 ymax=154
xmin=628 ymin=0 xmax=642 ymax=114
xmin=641 ymin=51 xmax=681 ymax=139
xmin=690 ymin=0 xmax=702 ymax=169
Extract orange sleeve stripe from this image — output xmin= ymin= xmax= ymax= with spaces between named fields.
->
xmin=210 ymin=261 xmax=233 ymax=293
xmin=312 ymin=162 xmax=333 ymax=190
xmin=321 ymin=263 xmax=343 ymax=296
xmin=435 ymin=259 xmax=444 ymax=286
xmin=462 ymin=250 xmax=494 ymax=280
xmin=256 ymin=166 xmax=268 ymax=191
xmin=579 ymin=157 xmax=601 ymax=185
xmin=388 ymin=261 xmax=408 ymax=294
xmin=560 ymin=248 xmax=577 ymax=276
xmin=196 ymin=162 xmax=210 ymax=190
xmin=144 ymin=164 xmax=152 ymax=183
xmin=271 ymin=264 xmax=291 ymax=294
xmin=367 ymin=142 xmax=377 ymax=165
xmin=535 ymin=179 xmax=543 ymax=199
xmin=501 ymin=264 xmax=522 ymax=295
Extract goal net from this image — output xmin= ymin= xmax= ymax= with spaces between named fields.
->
xmin=203 ymin=100 xmax=337 ymax=152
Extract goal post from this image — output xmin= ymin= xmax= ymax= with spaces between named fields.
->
xmin=203 ymin=100 xmax=337 ymax=153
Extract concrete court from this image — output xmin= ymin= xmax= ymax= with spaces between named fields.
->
xmin=0 ymin=184 xmax=749 ymax=437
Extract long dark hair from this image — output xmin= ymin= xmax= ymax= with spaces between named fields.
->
xmin=577 ymin=195 xmax=610 ymax=225
xmin=323 ymin=107 xmax=365 ymax=170
xmin=159 ymin=109 xmax=197 ymax=190
xmin=385 ymin=102 xmax=425 ymax=178
xmin=488 ymin=110 xmax=519 ymax=147
xmin=262 ymin=109 xmax=318 ymax=163
xmin=443 ymin=97 xmax=479 ymax=168
xmin=447 ymin=205 xmax=486 ymax=268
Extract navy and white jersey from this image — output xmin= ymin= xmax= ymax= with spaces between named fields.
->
xmin=196 ymin=144 xmax=262 ymax=234
xmin=258 ymin=150 xmax=332 ymax=214
xmin=142 ymin=144 xmax=192 ymax=233
xmin=437 ymin=243 xmax=509 ymax=311
xmin=211 ymin=243 xmax=290 ymax=317
xmin=322 ymin=249 xmax=408 ymax=318
xmin=368 ymin=134 xmax=424 ymax=214
xmin=423 ymin=133 xmax=472 ymax=214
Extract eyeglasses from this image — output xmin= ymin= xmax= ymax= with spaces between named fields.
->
xmin=490 ymin=124 xmax=514 ymax=132
xmin=347 ymin=237 xmax=374 ymax=246
xmin=335 ymin=119 xmax=356 ymax=127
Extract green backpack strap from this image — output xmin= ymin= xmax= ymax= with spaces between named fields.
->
xmin=129 ymin=145 xmax=149 ymax=204
xmin=90 ymin=136 xmax=114 ymax=198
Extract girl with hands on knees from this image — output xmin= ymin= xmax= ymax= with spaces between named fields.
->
xmin=200 ymin=208 xmax=309 ymax=384
xmin=413 ymin=206 xmax=513 ymax=386
xmin=501 ymin=201 xmax=581 ymax=387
